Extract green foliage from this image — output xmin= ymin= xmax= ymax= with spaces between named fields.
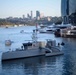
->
xmin=0 ymin=19 xmax=35 ymax=26
xmin=0 ymin=19 xmax=15 ymax=26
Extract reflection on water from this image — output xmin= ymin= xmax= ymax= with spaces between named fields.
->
xmin=2 ymin=56 xmax=64 ymax=75
xmin=61 ymin=38 xmax=76 ymax=75
xmin=2 ymin=56 xmax=45 ymax=75
xmin=0 ymin=26 xmax=76 ymax=75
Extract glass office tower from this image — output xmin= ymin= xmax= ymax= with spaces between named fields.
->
xmin=69 ymin=0 xmax=76 ymax=15
xmin=61 ymin=0 xmax=69 ymax=24
xmin=61 ymin=0 xmax=76 ymax=25
xmin=36 ymin=11 xmax=40 ymax=20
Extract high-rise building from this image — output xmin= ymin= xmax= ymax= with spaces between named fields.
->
xmin=27 ymin=13 xmax=30 ymax=19
xmin=61 ymin=0 xmax=69 ymax=24
xmin=69 ymin=0 xmax=76 ymax=15
xmin=31 ymin=11 xmax=33 ymax=19
xmin=23 ymin=15 xmax=25 ymax=19
xmin=61 ymin=0 xmax=76 ymax=25
xmin=61 ymin=0 xmax=68 ymax=16
xmin=36 ymin=11 xmax=40 ymax=20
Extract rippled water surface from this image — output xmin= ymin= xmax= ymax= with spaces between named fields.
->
xmin=0 ymin=26 xmax=76 ymax=75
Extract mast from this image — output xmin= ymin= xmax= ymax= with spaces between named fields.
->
xmin=32 ymin=30 xmax=38 ymax=43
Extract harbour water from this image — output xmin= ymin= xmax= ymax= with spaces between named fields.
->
xmin=0 ymin=26 xmax=76 ymax=75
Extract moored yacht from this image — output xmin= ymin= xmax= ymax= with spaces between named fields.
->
xmin=66 ymin=26 xmax=76 ymax=38
xmin=54 ymin=24 xmax=72 ymax=37
xmin=47 ymin=24 xmax=56 ymax=32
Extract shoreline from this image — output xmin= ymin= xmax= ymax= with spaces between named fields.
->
xmin=0 ymin=24 xmax=35 ymax=27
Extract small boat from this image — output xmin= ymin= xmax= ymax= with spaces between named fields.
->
xmin=20 ymin=30 xmax=24 ymax=33
xmin=5 ymin=26 xmax=8 ymax=28
xmin=47 ymin=23 xmax=56 ymax=32
xmin=39 ymin=29 xmax=46 ymax=33
xmin=39 ymin=27 xmax=47 ymax=33
xmin=5 ymin=40 xmax=12 ymax=46
xmin=39 ymin=24 xmax=47 ymax=28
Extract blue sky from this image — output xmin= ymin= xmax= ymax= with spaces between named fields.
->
xmin=0 ymin=0 xmax=61 ymax=18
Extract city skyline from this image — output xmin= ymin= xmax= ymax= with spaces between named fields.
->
xmin=0 ymin=0 xmax=61 ymax=18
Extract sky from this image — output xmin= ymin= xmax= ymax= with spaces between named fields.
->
xmin=0 ymin=0 xmax=61 ymax=18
